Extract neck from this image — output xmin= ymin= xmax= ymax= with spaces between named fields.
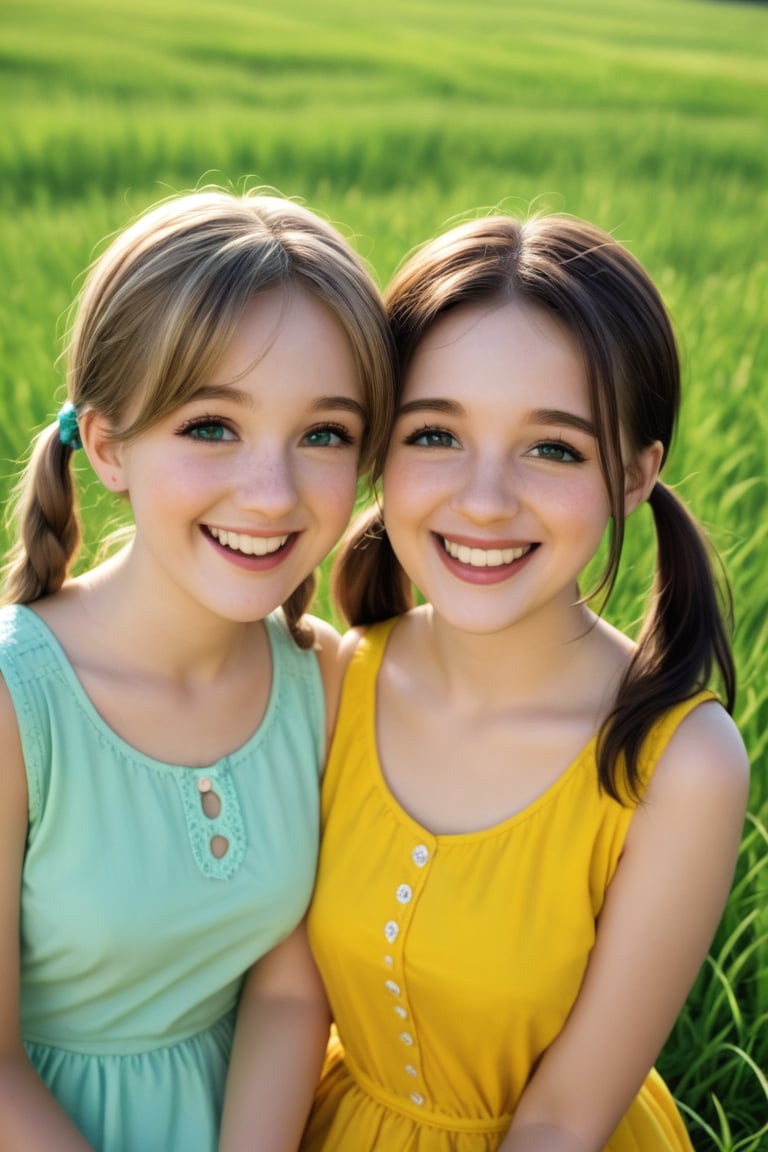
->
xmin=73 ymin=545 xmax=259 ymax=686
xmin=419 ymin=596 xmax=614 ymax=713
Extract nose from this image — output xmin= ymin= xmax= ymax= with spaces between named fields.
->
xmin=453 ymin=450 xmax=519 ymax=524
xmin=233 ymin=441 xmax=298 ymax=520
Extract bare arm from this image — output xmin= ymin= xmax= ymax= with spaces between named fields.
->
xmin=218 ymin=921 xmax=331 ymax=1152
xmin=499 ymin=701 xmax=750 ymax=1152
xmin=0 ymin=677 xmax=95 ymax=1151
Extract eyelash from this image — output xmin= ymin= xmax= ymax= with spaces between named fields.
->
xmin=305 ymin=422 xmax=357 ymax=447
xmin=402 ymin=426 xmax=585 ymax=463
xmin=176 ymin=415 xmax=234 ymax=440
xmin=175 ymin=417 xmax=357 ymax=447
xmin=403 ymin=425 xmax=458 ymax=448
xmin=531 ymin=439 xmax=585 ymax=463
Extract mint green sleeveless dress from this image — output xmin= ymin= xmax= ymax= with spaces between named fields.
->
xmin=0 ymin=603 xmax=325 ymax=1152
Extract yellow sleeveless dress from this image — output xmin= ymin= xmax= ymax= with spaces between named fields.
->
xmin=303 ymin=618 xmax=706 ymax=1152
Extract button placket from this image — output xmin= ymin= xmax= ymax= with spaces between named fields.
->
xmin=378 ymin=838 xmax=435 ymax=1107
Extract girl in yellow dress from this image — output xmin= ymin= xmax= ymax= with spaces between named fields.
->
xmin=300 ymin=214 xmax=750 ymax=1152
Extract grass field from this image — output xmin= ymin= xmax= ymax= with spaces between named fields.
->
xmin=2 ymin=0 xmax=767 ymax=1147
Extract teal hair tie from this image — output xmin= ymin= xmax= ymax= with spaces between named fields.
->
xmin=57 ymin=402 xmax=82 ymax=451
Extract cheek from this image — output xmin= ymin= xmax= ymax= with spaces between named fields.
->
xmin=383 ymin=453 xmax=447 ymax=508
xmin=555 ymin=486 xmax=613 ymax=559
xmin=535 ymin=467 xmax=611 ymax=521
xmin=122 ymin=448 xmax=196 ymax=502
xmin=306 ymin=458 xmax=361 ymax=528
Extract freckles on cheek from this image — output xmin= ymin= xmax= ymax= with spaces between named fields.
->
xmin=170 ymin=455 xmax=228 ymax=491
xmin=557 ymin=492 xmax=612 ymax=529
xmin=328 ymin=474 xmax=360 ymax=518
xmin=384 ymin=458 xmax=438 ymax=497
xmin=156 ymin=471 xmax=204 ymax=502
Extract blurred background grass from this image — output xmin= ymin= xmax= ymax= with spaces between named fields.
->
xmin=2 ymin=1 xmax=767 ymax=1146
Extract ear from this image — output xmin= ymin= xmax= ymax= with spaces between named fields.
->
xmin=78 ymin=409 xmax=129 ymax=495
xmin=624 ymin=439 xmax=663 ymax=517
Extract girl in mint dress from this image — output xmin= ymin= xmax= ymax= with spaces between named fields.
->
xmin=0 ymin=188 xmax=394 ymax=1151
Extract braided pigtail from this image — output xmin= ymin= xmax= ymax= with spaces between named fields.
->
xmin=2 ymin=418 xmax=83 ymax=606
xmin=332 ymin=504 xmax=413 ymax=628
xmin=598 ymin=481 xmax=735 ymax=800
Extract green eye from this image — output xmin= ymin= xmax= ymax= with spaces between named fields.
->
xmin=303 ymin=424 xmax=354 ymax=448
xmin=531 ymin=441 xmax=582 ymax=463
xmin=407 ymin=428 xmax=459 ymax=448
xmin=182 ymin=420 xmax=236 ymax=442
xmin=190 ymin=424 xmax=225 ymax=441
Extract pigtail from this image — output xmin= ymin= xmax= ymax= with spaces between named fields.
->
xmin=332 ymin=504 xmax=413 ymax=628
xmin=598 ymin=481 xmax=735 ymax=800
xmin=1 ymin=423 xmax=82 ymax=606
xmin=281 ymin=572 xmax=317 ymax=650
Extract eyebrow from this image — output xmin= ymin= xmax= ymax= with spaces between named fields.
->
xmin=188 ymin=384 xmax=255 ymax=407
xmin=397 ymin=398 xmax=465 ymax=418
xmin=312 ymin=396 xmax=367 ymax=422
xmin=396 ymin=398 xmax=596 ymax=437
xmin=530 ymin=408 xmax=597 ymax=437
xmin=187 ymin=384 xmax=366 ymax=422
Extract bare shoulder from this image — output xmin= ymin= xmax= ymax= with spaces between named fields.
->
xmin=625 ymin=697 xmax=749 ymax=907
xmin=304 ymin=615 xmax=341 ymax=689
xmin=306 ymin=614 xmax=342 ymax=660
xmin=645 ymin=697 xmax=750 ymax=807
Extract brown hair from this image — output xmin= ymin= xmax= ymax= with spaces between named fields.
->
xmin=2 ymin=188 xmax=396 ymax=646
xmin=333 ymin=213 xmax=735 ymax=798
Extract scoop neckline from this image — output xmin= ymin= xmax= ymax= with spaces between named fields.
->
xmin=360 ymin=617 xmax=600 ymax=846
xmin=15 ymin=603 xmax=281 ymax=774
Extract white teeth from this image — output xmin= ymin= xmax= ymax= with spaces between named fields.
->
xmin=442 ymin=538 xmax=531 ymax=567
xmin=209 ymin=527 xmax=289 ymax=556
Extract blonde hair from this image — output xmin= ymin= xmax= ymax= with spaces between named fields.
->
xmin=3 ymin=189 xmax=396 ymax=645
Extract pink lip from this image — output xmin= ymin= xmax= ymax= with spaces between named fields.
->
xmin=203 ymin=527 xmax=298 ymax=571
xmin=431 ymin=533 xmax=536 ymax=585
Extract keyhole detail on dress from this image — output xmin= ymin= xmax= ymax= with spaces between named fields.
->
xmin=210 ymin=835 xmax=229 ymax=858
xmin=197 ymin=778 xmax=228 ymax=857
xmin=197 ymin=776 xmax=222 ymax=819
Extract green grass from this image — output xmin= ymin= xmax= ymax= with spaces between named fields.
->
xmin=2 ymin=0 xmax=767 ymax=1146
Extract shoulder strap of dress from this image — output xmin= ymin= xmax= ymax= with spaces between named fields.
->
xmin=347 ymin=617 xmax=399 ymax=686
xmin=0 ymin=605 xmax=53 ymax=823
xmin=320 ymin=617 xmax=398 ymax=805
xmin=265 ymin=609 xmax=326 ymax=769
xmin=633 ymin=688 xmax=720 ymax=798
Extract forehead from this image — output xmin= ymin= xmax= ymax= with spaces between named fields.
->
xmin=404 ymin=299 xmax=589 ymax=413
xmin=215 ymin=285 xmax=352 ymax=372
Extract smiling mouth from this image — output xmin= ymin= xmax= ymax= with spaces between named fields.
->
xmin=440 ymin=537 xmax=534 ymax=568
xmin=207 ymin=527 xmax=291 ymax=557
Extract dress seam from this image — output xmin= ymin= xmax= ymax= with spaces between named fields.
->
xmin=23 ymin=1008 xmax=236 ymax=1058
